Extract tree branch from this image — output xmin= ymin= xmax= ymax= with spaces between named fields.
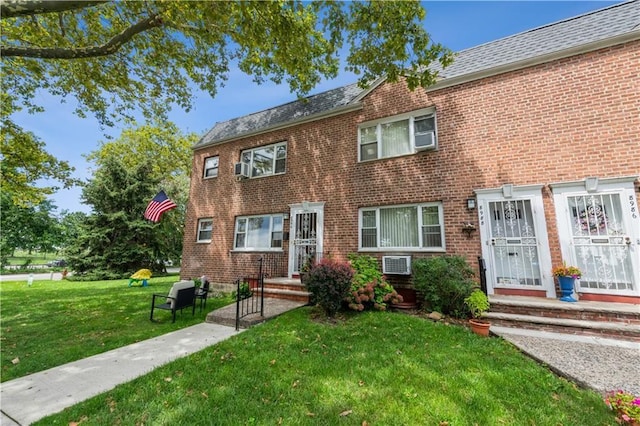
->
xmin=1 ymin=15 xmax=164 ymax=59
xmin=1 ymin=0 xmax=108 ymax=18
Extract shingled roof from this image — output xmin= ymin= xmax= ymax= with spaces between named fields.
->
xmin=195 ymin=1 xmax=640 ymax=148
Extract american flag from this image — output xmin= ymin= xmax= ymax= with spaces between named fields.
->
xmin=144 ymin=190 xmax=177 ymax=223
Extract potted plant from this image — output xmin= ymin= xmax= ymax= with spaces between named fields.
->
xmin=464 ymin=289 xmax=491 ymax=336
xmin=552 ymin=263 xmax=581 ymax=303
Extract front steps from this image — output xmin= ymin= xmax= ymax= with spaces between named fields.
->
xmin=487 ymin=295 xmax=640 ymax=342
xmin=260 ymin=277 xmax=310 ymax=303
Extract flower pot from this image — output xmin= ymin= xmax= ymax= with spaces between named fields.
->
xmin=469 ymin=319 xmax=491 ymax=336
xmin=558 ymin=276 xmax=577 ymax=302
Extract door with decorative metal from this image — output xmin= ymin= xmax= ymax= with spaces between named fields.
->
xmin=567 ymin=193 xmax=636 ymax=294
xmin=486 ymin=199 xmax=544 ymax=289
xmin=288 ymin=203 xmax=324 ymax=277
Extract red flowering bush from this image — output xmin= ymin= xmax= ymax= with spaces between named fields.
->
xmin=345 ymin=254 xmax=402 ymax=312
xmin=605 ymin=390 xmax=640 ymax=425
xmin=301 ymin=258 xmax=354 ymax=317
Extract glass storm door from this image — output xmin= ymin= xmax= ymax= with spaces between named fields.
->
xmin=567 ymin=194 xmax=636 ymax=294
xmin=288 ymin=203 xmax=324 ymax=277
xmin=487 ymin=200 xmax=544 ymax=289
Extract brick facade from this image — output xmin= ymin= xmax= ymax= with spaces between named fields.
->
xmin=182 ymin=41 xmax=640 ymax=302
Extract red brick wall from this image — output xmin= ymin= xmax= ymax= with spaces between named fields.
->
xmin=181 ymin=41 xmax=640 ymax=286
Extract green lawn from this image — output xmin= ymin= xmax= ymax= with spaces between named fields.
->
xmin=0 ymin=276 xmax=233 ymax=381
xmin=0 ymin=278 xmax=616 ymax=425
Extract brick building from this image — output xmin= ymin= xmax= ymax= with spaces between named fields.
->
xmin=182 ymin=2 xmax=640 ymax=305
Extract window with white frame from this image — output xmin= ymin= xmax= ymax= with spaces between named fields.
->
xmin=197 ymin=218 xmax=213 ymax=242
xmin=234 ymin=214 xmax=283 ymax=250
xmin=240 ymin=142 xmax=287 ymax=178
xmin=203 ymin=156 xmax=219 ymax=178
xmin=359 ymin=108 xmax=436 ymax=161
xmin=359 ymin=203 xmax=444 ymax=250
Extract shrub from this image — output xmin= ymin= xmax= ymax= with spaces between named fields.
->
xmin=413 ymin=256 xmax=476 ymax=319
xmin=346 ymin=254 xmax=402 ymax=311
xmin=302 ymin=258 xmax=354 ymax=317
xmin=232 ymin=281 xmax=253 ymax=301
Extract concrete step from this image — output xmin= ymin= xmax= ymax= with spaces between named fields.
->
xmin=485 ymin=312 xmax=640 ymax=342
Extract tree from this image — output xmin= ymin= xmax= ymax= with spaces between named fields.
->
xmin=64 ymin=155 xmax=171 ymax=277
xmin=1 ymin=1 xmax=452 ymax=204
xmin=85 ymin=122 xmax=196 ymax=264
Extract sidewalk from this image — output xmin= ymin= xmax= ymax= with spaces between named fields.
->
xmin=1 ymin=323 xmax=243 ymax=425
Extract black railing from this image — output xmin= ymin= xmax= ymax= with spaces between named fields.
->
xmin=261 ymin=252 xmax=287 ymax=278
xmin=235 ymin=257 xmax=265 ymax=330
xmin=478 ymin=256 xmax=487 ymax=295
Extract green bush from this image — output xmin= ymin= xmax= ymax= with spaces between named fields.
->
xmin=346 ymin=254 xmax=402 ymax=311
xmin=412 ymin=256 xmax=476 ymax=319
xmin=232 ymin=282 xmax=253 ymax=301
xmin=302 ymin=258 xmax=354 ymax=317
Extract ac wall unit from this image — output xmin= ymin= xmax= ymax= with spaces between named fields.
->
xmin=415 ymin=131 xmax=436 ymax=151
xmin=234 ymin=162 xmax=250 ymax=178
xmin=382 ymin=255 xmax=412 ymax=275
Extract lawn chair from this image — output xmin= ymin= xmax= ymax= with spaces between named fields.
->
xmin=150 ymin=280 xmax=196 ymax=323
xmin=195 ymin=276 xmax=210 ymax=312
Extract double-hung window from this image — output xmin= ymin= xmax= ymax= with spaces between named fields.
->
xmin=359 ymin=203 xmax=444 ymax=250
xmin=234 ymin=214 xmax=283 ymax=250
xmin=359 ymin=108 xmax=437 ymax=161
xmin=240 ymin=142 xmax=287 ymax=178
xmin=203 ymin=156 xmax=219 ymax=178
xmin=197 ymin=218 xmax=213 ymax=242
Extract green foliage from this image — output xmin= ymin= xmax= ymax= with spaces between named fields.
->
xmin=464 ymin=289 xmax=490 ymax=319
xmin=413 ymin=256 xmax=476 ymax=318
xmin=231 ymin=282 xmax=253 ymax=301
xmin=302 ymin=258 xmax=354 ymax=317
xmin=346 ymin=254 xmax=402 ymax=311
xmin=1 ymin=1 xmax=452 ymax=203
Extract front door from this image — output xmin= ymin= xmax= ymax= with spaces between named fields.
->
xmin=288 ymin=202 xmax=324 ymax=277
xmin=477 ymin=185 xmax=554 ymax=296
xmin=553 ymin=178 xmax=640 ymax=296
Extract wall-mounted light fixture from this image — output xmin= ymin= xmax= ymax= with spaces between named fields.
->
xmin=467 ymin=198 xmax=476 ymax=210
xmin=462 ymin=222 xmax=476 ymax=238
xmin=283 ymin=213 xmax=289 ymax=220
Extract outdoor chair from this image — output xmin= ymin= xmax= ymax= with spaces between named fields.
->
xmin=150 ymin=280 xmax=196 ymax=323
xmin=195 ymin=276 xmax=210 ymax=312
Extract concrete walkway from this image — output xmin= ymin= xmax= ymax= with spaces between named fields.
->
xmin=1 ymin=304 xmax=638 ymax=425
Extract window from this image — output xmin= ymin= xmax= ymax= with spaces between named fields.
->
xmin=240 ymin=142 xmax=286 ymax=178
xmin=234 ymin=214 xmax=283 ymax=250
xmin=358 ymin=108 xmax=436 ymax=161
xmin=203 ymin=156 xmax=219 ymax=178
xmin=359 ymin=203 xmax=444 ymax=250
xmin=197 ymin=218 xmax=213 ymax=242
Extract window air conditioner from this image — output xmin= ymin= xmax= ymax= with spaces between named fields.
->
xmin=234 ymin=162 xmax=250 ymax=178
xmin=382 ymin=255 xmax=412 ymax=275
xmin=415 ymin=131 xmax=436 ymax=151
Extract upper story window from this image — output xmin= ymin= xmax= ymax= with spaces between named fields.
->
xmin=234 ymin=214 xmax=283 ymax=250
xmin=358 ymin=108 xmax=437 ymax=162
xmin=203 ymin=156 xmax=219 ymax=178
xmin=240 ymin=142 xmax=287 ymax=178
xmin=359 ymin=202 xmax=444 ymax=251
xmin=197 ymin=218 xmax=213 ymax=242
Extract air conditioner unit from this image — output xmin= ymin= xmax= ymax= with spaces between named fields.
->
xmin=382 ymin=255 xmax=412 ymax=275
xmin=234 ymin=162 xmax=250 ymax=178
xmin=415 ymin=131 xmax=436 ymax=151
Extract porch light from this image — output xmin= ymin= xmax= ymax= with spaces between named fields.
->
xmin=466 ymin=198 xmax=476 ymax=210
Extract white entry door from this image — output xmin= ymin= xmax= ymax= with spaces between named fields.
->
xmin=477 ymin=185 xmax=554 ymax=296
xmin=288 ymin=202 xmax=324 ymax=277
xmin=553 ymin=178 xmax=640 ymax=296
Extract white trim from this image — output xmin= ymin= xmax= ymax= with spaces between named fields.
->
xmin=196 ymin=218 xmax=213 ymax=243
xmin=288 ymin=202 xmax=325 ymax=278
xmin=203 ymin=156 xmax=219 ymax=179
xmin=550 ymin=175 xmax=638 ymax=191
xmin=233 ymin=214 xmax=284 ymax=251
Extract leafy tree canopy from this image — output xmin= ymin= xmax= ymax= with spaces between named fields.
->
xmin=1 ymin=0 xmax=452 ymax=205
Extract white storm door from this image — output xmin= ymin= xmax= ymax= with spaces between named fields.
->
xmin=288 ymin=202 xmax=324 ymax=277
xmin=553 ymin=180 xmax=640 ymax=296
xmin=477 ymin=186 xmax=554 ymax=296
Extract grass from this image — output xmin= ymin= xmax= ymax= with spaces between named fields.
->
xmin=0 ymin=276 xmax=233 ymax=382
xmin=1 ymin=279 xmax=617 ymax=425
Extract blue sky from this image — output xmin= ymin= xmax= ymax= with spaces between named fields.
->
xmin=11 ymin=1 xmax=619 ymax=214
